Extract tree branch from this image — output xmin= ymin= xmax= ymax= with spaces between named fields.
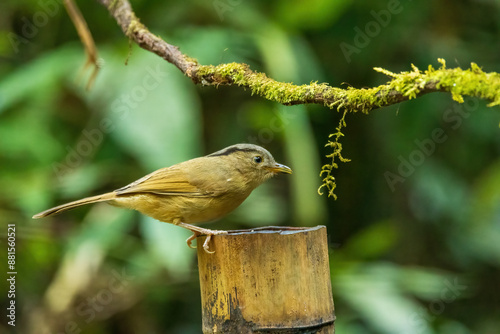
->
xmin=97 ymin=0 xmax=500 ymax=112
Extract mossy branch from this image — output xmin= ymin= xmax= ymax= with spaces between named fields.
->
xmin=96 ymin=0 xmax=500 ymax=198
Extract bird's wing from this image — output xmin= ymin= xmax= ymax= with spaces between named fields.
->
xmin=115 ymin=166 xmax=212 ymax=197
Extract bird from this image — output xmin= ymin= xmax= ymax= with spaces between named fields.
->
xmin=33 ymin=144 xmax=292 ymax=253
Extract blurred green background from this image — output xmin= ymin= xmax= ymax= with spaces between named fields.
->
xmin=1 ymin=0 xmax=500 ymax=333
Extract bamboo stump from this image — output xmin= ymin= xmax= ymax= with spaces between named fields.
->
xmin=197 ymin=226 xmax=335 ymax=334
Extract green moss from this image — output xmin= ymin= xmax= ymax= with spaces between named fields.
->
xmin=317 ymin=109 xmax=351 ymax=198
xmin=372 ymin=59 xmax=500 ymax=108
xmin=194 ymin=60 xmax=500 ymax=113
xmin=196 ymin=63 xmax=330 ymax=104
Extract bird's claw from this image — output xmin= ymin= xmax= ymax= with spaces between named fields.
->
xmin=202 ymin=235 xmax=215 ymax=254
xmin=185 ymin=230 xmax=228 ymax=254
xmin=186 ymin=232 xmax=199 ymax=249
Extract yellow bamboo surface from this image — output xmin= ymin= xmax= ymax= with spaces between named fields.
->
xmin=197 ymin=226 xmax=335 ymax=334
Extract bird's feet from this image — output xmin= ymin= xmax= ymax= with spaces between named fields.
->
xmin=178 ymin=223 xmax=228 ymax=254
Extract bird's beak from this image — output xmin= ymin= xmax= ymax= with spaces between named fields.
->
xmin=268 ymin=163 xmax=293 ymax=174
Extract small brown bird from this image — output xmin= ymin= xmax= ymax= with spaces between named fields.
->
xmin=33 ymin=144 xmax=292 ymax=253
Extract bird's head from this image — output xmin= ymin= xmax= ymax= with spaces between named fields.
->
xmin=208 ymin=144 xmax=292 ymax=187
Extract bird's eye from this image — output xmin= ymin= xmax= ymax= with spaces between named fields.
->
xmin=253 ymin=156 xmax=263 ymax=164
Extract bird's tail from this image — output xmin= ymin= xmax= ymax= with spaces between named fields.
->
xmin=32 ymin=192 xmax=117 ymax=219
